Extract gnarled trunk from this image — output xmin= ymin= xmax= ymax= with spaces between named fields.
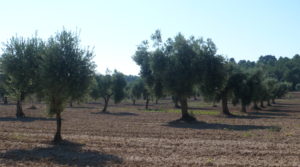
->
xmin=272 ymin=98 xmax=276 ymax=104
xmin=252 ymin=101 xmax=261 ymax=110
xmin=241 ymin=104 xmax=247 ymax=113
xmin=267 ymin=99 xmax=271 ymax=106
xmin=221 ymin=94 xmax=232 ymax=116
xmin=193 ymin=95 xmax=197 ymax=100
xmin=179 ymin=97 xmax=195 ymax=122
xmin=16 ymin=100 xmax=25 ymax=118
xmin=212 ymin=100 xmax=217 ymax=107
xmin=145 ymin=97 xmax=149 ymax=110
xmin=3 ymin=97 xmax=8 ymax=104
xmin=53 ymin=112 xmax=62 ymax=143
xmin=102 ymin=97 xmax=109 ymax=112
xmin=173 ymin=96 xmax=180 ymax=108
xmin=260 ymin=100 xmax=265 ymax=108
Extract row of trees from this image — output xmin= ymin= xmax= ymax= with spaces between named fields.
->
xmin=0 ymin=30 xmax=95 ymax=143
xmin=0 ymin=29 xmax=295 ymax=142
xmin=132 ymin=30 xmax=291 ymax=122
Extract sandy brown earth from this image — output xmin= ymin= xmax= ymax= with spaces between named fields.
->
xmin=0 ymin=93 xmax=299 ymax=167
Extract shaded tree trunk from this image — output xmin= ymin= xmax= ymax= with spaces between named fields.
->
xmin=179 ymin=97 xmax=195 ymax=122
xmin=53 ymin=112 xmax=62 ymax=143
xmin=102 ymin=97 xmax=109 ymax=112
xmin=272 ymin=98 xmax=276 ymax=104
xmin=212 ymin=99 xmax=217 ymax=107
xmin=69 ymin=101 xmax=73 ymax=107
xmin=132 ymin=99 xmax=136 ymax=105
xmin=267 ymin=99 xmax=271 ymax=106
xmin=145 ymin=97 xmax=149 ymax=110
xmin=16 ymin=100 xmax=25 ymax=118
xmin=173 ymin=96 xmax=180 ymax=108
xmin=252 ymin=101 xmax=261 ymax=110
xmin=241 ymin=104 xmax=247 ymax=113
xmin=29 ymin=99 xmax=37 ymax=109
xmin=3 ymin=97 xmax=8 ymax=105
xmin=221 ymin=94 xmax=232 ymax=116
xmin=193 ymin=95 xmax=197 ymax=100
xmin=260 ymin=101 xmax=265 ymax=108
xmin=155 ymin=98 xmax=158 ymax=104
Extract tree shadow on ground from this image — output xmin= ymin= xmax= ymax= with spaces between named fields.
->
xmin=0 ymin=117 xmax=55 ymax=122
xmin=215 ymin=114 xmax=273 ymax=119
xmin=91 ymin=111 xmax=139 ymax=116
xmin=274 ymin=102 xmax=300 ymax=106
xmin=249 ymin=112 xmax=289 ymax=117
xmin=165 ymin=120 xmax=280 ymax=131
xmin=264 ymin=108 xmax=299 ymax=113
xmin=188 ymin=107 xmax=217 ymax=111
xmin=123 ymin=103 xmax=147 ymax=106
xmin=270 ymin=105 xmax=290 ymax=108
xmin=0 ymin=103 xmax=16 ymax=106
xmin=0 ymin=140 xmax=122 ymax=167
xmin=66 ymin=106 xmax=97 ymax=109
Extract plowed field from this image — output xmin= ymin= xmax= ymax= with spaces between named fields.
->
xmin=0 ymin=93 xmax=299 ymax=166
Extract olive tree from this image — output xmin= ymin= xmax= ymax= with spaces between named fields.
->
xmin=91 ymin=71 xmax=127 ymax=112
xmin=228 ymin=72 xmax=252 ymax=113
xmin=132 ymin=41 xmax=158 ymax=110
xmin=128 ymin=78 xmax=144 ymax=105
xmin=1 ymin=36 xmax=43 ymax=118
xmin=134 ymin=31 xmax=212 ymax=121
xmin=200 ymin=55 xmax=229 ymax=115
xmin=41 ymin=30 xmax=95 ymax=143
xmin=0 ymin=72 xmax=9 ymax=104
xmin=272 ymin=81 xmax=291 ymax=103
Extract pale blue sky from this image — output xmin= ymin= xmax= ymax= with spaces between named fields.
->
xmin=0 ymin=0 xmax=299 ymax=75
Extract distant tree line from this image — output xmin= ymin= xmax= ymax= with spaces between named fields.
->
xmin=132 ymin=30 xmax=293 ymax=121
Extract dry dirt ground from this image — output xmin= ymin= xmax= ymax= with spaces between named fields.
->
xmin=0 ymin=93 xmax=299 ymax=166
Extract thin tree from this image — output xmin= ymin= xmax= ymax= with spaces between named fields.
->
xmin=92 ymin=71 xmax=127 ymax=112
xmin=129 ymin=78 xmax=144 ymax=105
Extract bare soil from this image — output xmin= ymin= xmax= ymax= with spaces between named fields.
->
xmin=0 ymin=93 xmax=299 ymax=166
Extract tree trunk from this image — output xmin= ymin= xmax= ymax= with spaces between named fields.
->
xmin=155 ymin=98 xmax=158 ymax=104
xmin=272 ymin=98 xmax=275 ymax=104
xmin=16 ymin=100 xmax=25 ymax=118
xmin=145 ymin=97 xmax=149 ymax=110
xmin=253 ymin=101 xmax=261 ymax=110
xmin=69 ymin=101 xmax=73 ymax=107
xmin=173 ymin=97 xmax=180 ymax=108
xmin=267 ymin=99 xmax=271 ymax=106
xmin=194 ymin=95 xmax=197 ymax=100
xmin=260 ymin=101 xmax=265 ymax=108
xmin=179 ymin=97 xmax=195 ymax=122
xmin=102 ymin=97 xmax=109 ymax=112
xmin=221 ymin=94 xmax=232 ymax=116
xmin=53 ymin=112 xmax=62 ymax=143
xmin=3 ymin=97 xmax=8 ymax=105
xmin=29 ymin=99 xmax=37 ymax=109
xmin=241 ymin=104 xmax=247 ymax=113
xmin=212 ymin=100 xmax=217 ymax=107
xmin=132 ymin=99 xmax=136 ymax=105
